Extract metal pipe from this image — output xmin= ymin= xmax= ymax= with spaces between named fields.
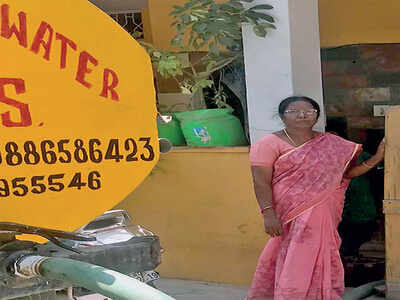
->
xmin=158 ymin=138 xmax=173 ymax=154
xmin=15 ymin=255 xmax=176 ymax=300
xmin=67 ymin=287 xmax=74 ymax=300
xmin=342 ymin=280 xmax=385 ymax=300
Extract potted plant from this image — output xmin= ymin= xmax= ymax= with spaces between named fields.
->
xmin=142 ymin=0 xmax=275 ymax=147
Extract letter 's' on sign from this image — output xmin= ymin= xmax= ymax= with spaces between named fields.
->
xmin=0 ymin=1 xmax=158 ymax=231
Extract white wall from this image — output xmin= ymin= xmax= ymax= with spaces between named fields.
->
xmin=289 ymin=0 xmax=325 ymax=132
xmin=243 ymin=0 xmax=325 ymax=143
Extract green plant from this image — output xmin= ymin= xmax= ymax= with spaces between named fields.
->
xmin=141 ymin=0 xmax=275 ymax=110
xmin=171 ymin=0 xmax=275 ymax=51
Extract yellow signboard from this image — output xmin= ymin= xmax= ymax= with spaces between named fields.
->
xmin=0 ymin=1 xmax=158 ymax=231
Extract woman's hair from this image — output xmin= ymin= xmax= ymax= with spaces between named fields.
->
xmin=278 ymin=96 xmax=321 ymax=119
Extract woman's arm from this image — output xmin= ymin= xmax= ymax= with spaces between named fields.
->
xmin=251 ymin=166 xmax=282 ymax=237
xmin=345 ymin=139 xmax=385 ymax=178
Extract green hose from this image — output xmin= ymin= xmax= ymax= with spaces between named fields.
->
xmin=342 ymin=280 xmax=385 ymax=300
xmin=38 ymin=257 xmax=176 ymax=300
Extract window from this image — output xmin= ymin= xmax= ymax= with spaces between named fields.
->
xmin=109 ymin=11 xmax=144 ymax=39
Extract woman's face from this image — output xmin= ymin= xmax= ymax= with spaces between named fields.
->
xmin=281 ymin=100 xmax=318 ymax=129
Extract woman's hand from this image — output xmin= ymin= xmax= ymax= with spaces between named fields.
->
xmin=374 ymin=138 xmax=385 ymax=162
xmin=263 ymin=209 xmax=282 ymax=237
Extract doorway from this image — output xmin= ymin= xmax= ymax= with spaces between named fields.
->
xmin=321 ymin=43 xmax=398 ymax=286
xmin=325 ymin=117 xmax=385 ymax=286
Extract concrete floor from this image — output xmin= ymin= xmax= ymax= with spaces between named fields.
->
xmin=156 ymin=278 xmax=248 ymax=300
xmin=156 ymin=279 xmax=386 ymax=300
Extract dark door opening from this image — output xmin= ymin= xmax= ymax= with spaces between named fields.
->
xmin=327 ymin=118 xmax=385 ymax=287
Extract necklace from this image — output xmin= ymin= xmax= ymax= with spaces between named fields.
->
xmin=283 ymin=128 xmax=315 ymax=147
xmin=283 ymin=128 xmax=297 ymax=146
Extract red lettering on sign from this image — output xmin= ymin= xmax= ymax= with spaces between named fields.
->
xmin=1 ymin=4 xmax=125 ymax=103
xmin=30 ymin=22 xmax=54 ymax=61
xmin=76 ymin=51 xmax=98 ymax=89
xmin=0 ymin=78 xmax=32 ymax=127
xmin=1 ymin=4 xmax=27 ymax=48
xmin=56 ymin=33 xmax=77 ymax=69
xmin=100 ymin=69 xmax=119 ymax=101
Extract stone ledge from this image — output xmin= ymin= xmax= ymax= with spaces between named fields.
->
xmin=171 ymin=146 xmax=250 ymax=153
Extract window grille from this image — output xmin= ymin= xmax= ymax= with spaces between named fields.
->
xmin=109 ymin=11 xmax=144 ymax=39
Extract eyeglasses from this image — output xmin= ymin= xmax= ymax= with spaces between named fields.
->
xmin=284 ymin=109 xmax=318 ymax=116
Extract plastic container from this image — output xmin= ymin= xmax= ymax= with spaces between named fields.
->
xmin=157 ymin=114 xmax=186 ymax=146
xmin=174 ymin=109 xmax=248 ymax=147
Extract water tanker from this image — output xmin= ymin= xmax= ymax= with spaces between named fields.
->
xmin=0 ymin=1 xmax=173 ymax=299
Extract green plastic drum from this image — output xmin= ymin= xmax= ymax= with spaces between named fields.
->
xmin=157 ymin=114 xmax=186 ymax=146
xmin=174 ymin=109 xmax=248 ymax=147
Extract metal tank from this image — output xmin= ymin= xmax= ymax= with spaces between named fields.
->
xmin=0 ymin=1 xmax=173 ymax=299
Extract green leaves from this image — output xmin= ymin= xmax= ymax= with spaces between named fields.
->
xmin=139 ymin=42 xmax=184 ymax=78
xmin=170 ymin=0 xmax=275 ymax=51
xmin=248 ymin=4 xmax=273 ymax=10
xmin=253 ymin=25 xmax=267 ymax=37
xmin=225 ymin=1 xmax=244 ymax=10
xmin=245 ymin=10 xmax=275 ymax=24
xmin=158 ymin=55 xmax=184 ymax=78
xmin=209 ymin=41 xmax=220 ymax=56
xmin=253 ymin=23 xmax=276 ymax=37
xmin=194 ymin=79 xmax=214 ymax=90
xmin=180 ymin=79 xmax=213 ymax=95
xmin=145 ymin=0 xmax=276 ymax=110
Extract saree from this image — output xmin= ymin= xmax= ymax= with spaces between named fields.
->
xmin=246 ymin=133 xmax=361 ymax=300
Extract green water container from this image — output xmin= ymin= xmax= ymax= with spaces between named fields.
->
xmin=174 ymin=109 xmax=248 ymax=147
xmin=157 ymin=113 xmax=186 ymax=146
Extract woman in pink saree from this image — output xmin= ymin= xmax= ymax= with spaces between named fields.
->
xmin=246 ymin=96 xmax=385 ymax=300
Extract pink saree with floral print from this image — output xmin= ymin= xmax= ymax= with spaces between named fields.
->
xmin=246 ymin=133 xmax=361 ymax=300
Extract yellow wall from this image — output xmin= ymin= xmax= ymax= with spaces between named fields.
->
xmin=141 ymin=8 xmax=154 ymax=44
xmin=319 ymin=0 xmax=400 ymax=47
xmin=129 ymin=0 xmax=400 ymax=286
xmin=145 ymin=0 xmax=185 ymax=51
xmin=145 ymin=0 xmax=400 ymax=50
xmin=146 ymin=0 xmax=225 ymax=51
xmin=116 ymin=147 xmax=268 ymax=285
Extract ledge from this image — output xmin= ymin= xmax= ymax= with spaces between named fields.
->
xmin=170 ymin=146 xmax=250 ymax=153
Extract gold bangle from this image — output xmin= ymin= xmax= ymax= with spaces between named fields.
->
xmin=362 ymin=161 xmax=374 ymax=169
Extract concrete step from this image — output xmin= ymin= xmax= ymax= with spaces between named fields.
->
xmin=156 ymin=278 xmax=248 ymax=300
